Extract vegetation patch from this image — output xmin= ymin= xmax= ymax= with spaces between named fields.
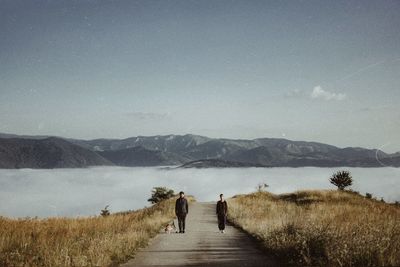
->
xmin=228 ymin=190 xmax=400 ymax=266
xmin=0 ymin=195 xmax=186 ymax=267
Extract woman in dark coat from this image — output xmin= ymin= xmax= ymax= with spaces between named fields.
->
xmin=216 ymin=193 xmax=228 ymax=233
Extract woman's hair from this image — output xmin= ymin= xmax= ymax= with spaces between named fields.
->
xmin=220 ymin=194 xmax=223 ymax=197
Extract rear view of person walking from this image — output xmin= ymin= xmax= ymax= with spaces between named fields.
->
xmin=175 ymin=191 xmax=189 ymax=233
xmin=216 ymin=193 xmax=228 ymax=233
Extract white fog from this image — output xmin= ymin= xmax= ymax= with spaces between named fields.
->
xmin=0 ymin=167 xmax=399 ymax=218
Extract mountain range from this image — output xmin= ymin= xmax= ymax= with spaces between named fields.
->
xmin=0 ymin=133 xmax=399 ymax=168
xmin=0 ymin=137 xmax=111 ymax=168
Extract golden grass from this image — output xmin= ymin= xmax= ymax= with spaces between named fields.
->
xmin=0 ymin=196 xmax=194 ymax=267
xmin=228 ymin=190 xmax=400 ymax=266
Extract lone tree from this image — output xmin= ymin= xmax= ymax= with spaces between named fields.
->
xmin=330 ymin=170 xmax=353 ymax=190
xmin=148 ymin=187 xmax=175 ymax=204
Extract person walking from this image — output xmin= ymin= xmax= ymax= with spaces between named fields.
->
xmin=175 ymin=191 xmax=189 ymax=233
xmin=216 ymin=193 xmax=228 ymax=233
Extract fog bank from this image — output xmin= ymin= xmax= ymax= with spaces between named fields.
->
xmin=0 ymin=167 xmax=399 ymax=218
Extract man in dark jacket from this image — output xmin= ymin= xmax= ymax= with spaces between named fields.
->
xmin=175 ymin=191 xmax=189 ymax=233
xmin=216 ymin=193 xmax=228 ymax=233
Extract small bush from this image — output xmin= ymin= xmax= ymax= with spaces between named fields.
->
xmin=365 ymin=192 xmax=372 ymax=199
xmin=147 ymin=187 xmax=175 ymax=204
xmin=100 ymin=205 xmax=110 ymax=217
xmin=256 ymin=182 xmax=269 ymax=192
xmin=329 ymin=170 xmax=353 ymax=190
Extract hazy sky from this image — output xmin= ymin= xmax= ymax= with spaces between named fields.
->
xmin=1 ymin=0 xmax=399 ymax=152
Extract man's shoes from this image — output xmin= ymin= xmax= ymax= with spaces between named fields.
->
xmin=182 ymin=230 xmax=185 ymax=233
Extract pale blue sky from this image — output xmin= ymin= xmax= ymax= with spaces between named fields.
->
xmin=0 ymin=0 xmax=399 ymax=152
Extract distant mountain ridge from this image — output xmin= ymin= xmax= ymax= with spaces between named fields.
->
xmin=0 ymin=137 xmax=112 ymax=169
xmin=179 ymin=159 xmax=265 ymax=168
xmin=0 ymin=133 xmax=399 ymax=168
xmin=98 ymin=146 xmax=190 ymax=167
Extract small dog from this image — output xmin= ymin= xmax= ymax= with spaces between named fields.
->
xmin=164 ymin=221 xmax=176 ymax=234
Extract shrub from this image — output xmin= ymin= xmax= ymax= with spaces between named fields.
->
xmin=329 ymin=170 xmax=353 ymax=190
xmin=365 ymin=192 xmax=372 ymax=199
xmin=100 ymin=205 xmax=110 ymax=217
xmin=147 ymin=187 xmax=175 ymax=204
xmin=256 ymin=182 xmax=269 ymax=192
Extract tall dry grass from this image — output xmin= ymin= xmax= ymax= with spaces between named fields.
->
xmin=0 ymin=196 xmax=187 ymax=267
xmin=228 ymin=190 xmax=400 ymax=266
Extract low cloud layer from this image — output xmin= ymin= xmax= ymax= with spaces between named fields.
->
xmin=0 ymin=167 xmax=398 ymax=218
xmin=311 ymin=86 xmax=346 ymax=101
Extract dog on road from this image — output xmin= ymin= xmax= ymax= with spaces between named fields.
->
xmin=164 ymin=220 xmax=177 ymax=234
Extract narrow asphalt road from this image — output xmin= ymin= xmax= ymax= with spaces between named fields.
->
xmin=121 ymin=202 xmax=277 ymax=267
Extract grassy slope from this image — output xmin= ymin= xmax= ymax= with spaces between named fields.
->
xmin=0 ymin=197 xmax=193 ymax=267
xmin=228 ymin=190 xmax=400 ymax=267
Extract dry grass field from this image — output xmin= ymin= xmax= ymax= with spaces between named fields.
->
xmin=0 ymin=196 xmax=188 ymax=267
xmin=228 ymin=190 xmax=400 ymax=267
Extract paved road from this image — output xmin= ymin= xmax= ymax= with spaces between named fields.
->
xmin=121 ymin=202 xmax=277 ymax=267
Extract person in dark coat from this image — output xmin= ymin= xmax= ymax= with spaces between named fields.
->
xmin=216 ymin=193 xmax=228 ymax=233
xmin=175 ymin=191 xmax=189 ymax=233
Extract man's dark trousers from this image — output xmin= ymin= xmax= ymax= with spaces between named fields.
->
xmin=177 ymin=213 xmax=187 ymax=232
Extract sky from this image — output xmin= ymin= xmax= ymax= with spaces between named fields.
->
xmin=0 ymin=0 xmax=399 ymax=152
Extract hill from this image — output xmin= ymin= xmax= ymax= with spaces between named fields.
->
xmin=0 ymin=197 xmax=180 ymax=267
xmin=99 ymin=146 xmax=189 ymax=166
xmin=67 ymin=134 xmax=399 ymax=167
xmin=0 ymin=137 xmax=113 ymax=168
xmin=1 ymin=133 xmax=400 ymax=168
xmin=228 ymin=190 xmax=400 ymax=266
xmin=179 ymin=159 xmax=265 ymax=168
